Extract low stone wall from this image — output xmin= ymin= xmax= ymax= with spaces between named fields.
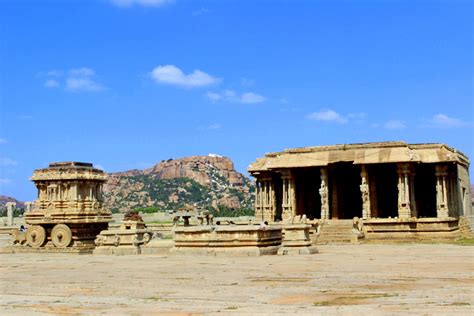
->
xmin=172 ymin=225 xmax=282 ymax=256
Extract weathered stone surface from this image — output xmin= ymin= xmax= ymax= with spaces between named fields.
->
xmin=1 ymin=244 xmax=473 ymax=314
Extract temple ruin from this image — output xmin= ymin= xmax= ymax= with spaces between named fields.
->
xmin=249 ymin=142 xmax=472 ymax=241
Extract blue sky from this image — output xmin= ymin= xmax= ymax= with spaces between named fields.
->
xmin=1 ymin=0 xmax=473 ymax=201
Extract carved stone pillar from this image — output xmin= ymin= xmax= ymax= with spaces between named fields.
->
xmin=435 ymin=165 xmax=450 ymax=218
xmin=281 ymin=171 xmax=296 ymax=221
xmin=254 ymin=180 xmax=263 ymax=220
xmin=319 ymin=168 xmax=329 ymax=220
xmin=24 ymin=201 xmax=34 ymax=213
xmin=261 ymin=177 xmax=273 ymax=221
xmin=409 ymin=170 xmax=417 ymax=218
xmin=360 ymin=165 xmax=371 ymax=219
xmin=397 ymin=163 xmax=414 ymax=218
xmin=5 ymin=202 xmax=16 ymax=226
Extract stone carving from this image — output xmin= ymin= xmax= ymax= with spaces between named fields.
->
xmin=171 ymin=207 xmax=213 ymax=227
xmin=352 ymin=217 xmax=364 ymax=235
xmin=360 ymin=174 xmax=370 ymax=219
xmin=319 ymin=168 xmax=329 ymax=220
xmin=11 ymin=229 xmax=27 ymax=245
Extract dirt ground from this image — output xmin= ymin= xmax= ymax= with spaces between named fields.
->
xmin=1 ymin=243 xmax=473 ymax=315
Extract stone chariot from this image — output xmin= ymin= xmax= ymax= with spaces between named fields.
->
xmin=23 ymin=162 xmax=112 ymax=250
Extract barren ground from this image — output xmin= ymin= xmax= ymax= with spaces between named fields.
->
xmin=1 ymin=243 xmax=473 ymax=315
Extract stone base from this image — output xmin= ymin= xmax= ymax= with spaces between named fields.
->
xmin=170 ymin=245 xmax=280 ymax=257
xmin=363 ymin=217 xmax=462 ymax=242
xmin=141 ymin=239 xmax=173 ymax=255
xmin=93 ymin=245 xmax=141 ymax=255
xmin=278 ymin=245 xmax=318 ymax=255
xmin=0 ymin=245 xmax=95 ymax=254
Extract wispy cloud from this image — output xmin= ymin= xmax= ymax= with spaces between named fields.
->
xmin=206 ymin=92 xmax=222 ymax=102
xmin=241 ymin=92 xmax=266 ymax=104
xmin=426 ymin=113 xmax=467 ymax=128
xmin=18 ymin=115 xmax=33 ymax=120
xmin=110 ymin=0 xmax=172 ymax=7
xmin=0 ymin=138 xmax=6 ymax=144
xmin=41 ymin=67 xmax=105 ymax=92
xmin=205 ymin=90 xmax=266 ymax=104
xmin=306 ymin=109 xmax=348 ymax=124
xmin=66 ymin=77 xmax=104 ymax=92
xmin=0 ymin=178 xmax=12 ymax=185
xmin=46 ymin=70 xmax=62 ymax=77
xmin=383 ymin=120 xmax=406 ymax=130
xmin=69 ymin=67 xmax=95 ymax=77
xmin=0 ymin=157 xmax=18 ymax=166
xmin=197 ymin=123 xmax=223 ymax=131
xmin=44 ymin=79 xmax=60 ymax=88
xmin=151 ymin=65 xmax=220 ymax=88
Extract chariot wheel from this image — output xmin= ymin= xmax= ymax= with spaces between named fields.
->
xmin=51 ymin=224 xmax=72 ymax=248
xmin=26 ymin=225 xmax=46 ymax=248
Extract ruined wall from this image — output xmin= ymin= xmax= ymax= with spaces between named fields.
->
xmin=456 ymin=164 xmax=472 ymax=216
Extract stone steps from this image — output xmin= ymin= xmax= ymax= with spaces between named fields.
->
xmin=316 ymin=220 xmax=355 ymax=244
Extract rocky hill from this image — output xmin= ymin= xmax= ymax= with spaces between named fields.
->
xmin=0 ymin=195 xmax=24 ymax=209
xmin=103 ymin=155 xmax=255 ymax=214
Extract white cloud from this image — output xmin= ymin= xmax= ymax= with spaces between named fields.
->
xmin=306 ymin=110 xmax=348 ymax=124
xmin=383 ymin=120 xmax=406 ymax=130
xmin=151 ymin=65 xmax=220 ymax=87
xmin=206 ymin=92 xmax=222 ymax=102
xmin=0 ymin=138 xmax=6 ymax=144
xmin=0 ymin=178 xmax=12 ymax=185
xmin=0 ymin=157 xmax=18 ymax=166
xmin=46 ymin=70 xmax=62 ymax=77
xmin=110 ymin=0 xmax=171 ymax=7
xmin=44 ymin=79 xmax=59 ymax=88
xmin=65 ymin=78 xmax=104 ymax=92
xmin=205 ymin=90 xmax=266 ymax=104
xmin=69 ymin=67 xmax=95 ymax=77
xmin=428 ymin=113 xmax=467 ymax=128
xmin=240 ymin=92 xmax=266 ymax=104
xmin=41 ymin=67 xmax=105 ymax=92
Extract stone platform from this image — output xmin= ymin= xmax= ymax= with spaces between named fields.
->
xmin=363 ymin=217 xmax=462 ymax=242
xmin=1 ymin=245 xmax=95 ymax=254
xmin=93 ymin=220 xmax=153 ymax=255
xmin=172 ymin=225 xmax=282 ymax=256
xmin=278 ymin=223 xmax=318 ymax=255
